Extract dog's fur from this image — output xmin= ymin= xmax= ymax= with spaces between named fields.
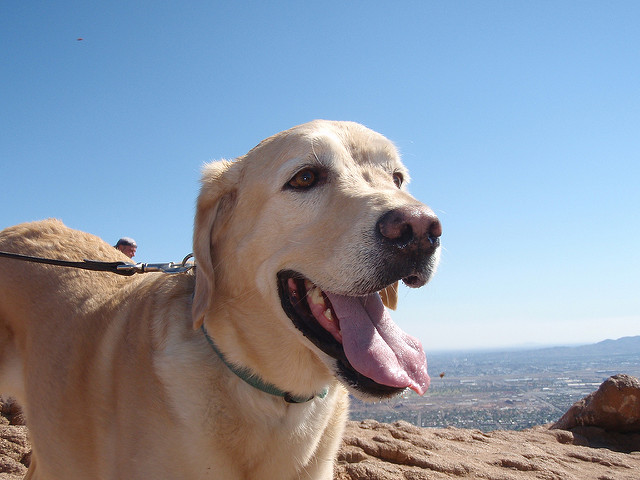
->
xmin=0 ymin=120 xmax=440 ymax=479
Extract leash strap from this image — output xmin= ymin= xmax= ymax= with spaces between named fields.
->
xmin=0 ymin=251 xmax=137 ymax=276
xmin=0 ymin=251 xmax=194 ymax=276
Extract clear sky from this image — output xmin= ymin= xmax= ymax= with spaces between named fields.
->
xmin=2 ymin=2 xmax=639 ymax=351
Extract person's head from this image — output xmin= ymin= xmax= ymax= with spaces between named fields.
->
xmin=114 ymin=237 xmax=137 ymax=258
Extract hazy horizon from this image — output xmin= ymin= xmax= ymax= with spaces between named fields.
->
xmin=427 ymin=334 xmax=640 ymax=355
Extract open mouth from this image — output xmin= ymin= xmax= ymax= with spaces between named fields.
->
xmin=277 ymin=271 xmax=430 ymax=399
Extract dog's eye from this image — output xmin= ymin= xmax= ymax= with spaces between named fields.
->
xmin=288 ymin=168 xmax=318 ymax=189
xmin=393 ymin=172 xmax=404 ymax=188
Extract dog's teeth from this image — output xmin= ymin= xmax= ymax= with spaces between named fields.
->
xmin=309 ymin=286 xmax=324 ymax=306
xmin=302 ymin=279 xmax=326 ymax=307
xmin=324 ymin=308 xmax=333 ymax=321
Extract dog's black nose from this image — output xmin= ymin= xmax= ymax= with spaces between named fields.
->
xmin=377 ymin=206 xmax=442 ymax=250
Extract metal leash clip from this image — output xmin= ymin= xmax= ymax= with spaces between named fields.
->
xmin=116 ymin=253 xmax=195 ymax=275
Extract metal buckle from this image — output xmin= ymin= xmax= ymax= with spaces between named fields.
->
xmin=116 ymin=253 xmax=195 ymax=275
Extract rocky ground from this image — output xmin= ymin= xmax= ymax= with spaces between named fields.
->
xmin=0 ymin=399 xmax=28 ymax=480
xmin=2 ymin=374 xmax=639 ymax=479
xmin=335 ymin=419 xmax=640 ymax=479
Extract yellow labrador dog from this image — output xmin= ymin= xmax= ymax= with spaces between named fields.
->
xmin=0 ymin=120 xmax=441 ymax=479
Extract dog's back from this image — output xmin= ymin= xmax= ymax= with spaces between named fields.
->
xmin=0 ymin=220 xmax=202 ymax=478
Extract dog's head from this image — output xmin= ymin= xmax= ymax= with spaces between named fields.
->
xmin=193 ymin=120 xmax=441 ymax=400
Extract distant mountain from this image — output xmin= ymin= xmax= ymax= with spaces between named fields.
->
xmin=427 ymin=335 xmax=640 ymax=377
xmin=536 ymin=335 xmax=640 ymax=357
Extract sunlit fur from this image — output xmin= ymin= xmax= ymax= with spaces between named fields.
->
xmin=0 ymin=120 xmax=439 ymax=479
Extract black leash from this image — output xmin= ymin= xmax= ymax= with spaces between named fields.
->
xmin=0 ymin=251 xmax=194 ymax=276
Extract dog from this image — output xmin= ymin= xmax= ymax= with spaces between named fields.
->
xmin=0 ymin=120 xmax=441 ymax=479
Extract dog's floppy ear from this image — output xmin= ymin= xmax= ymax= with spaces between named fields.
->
xmin=379 ymin=281 xmax=399 ymax=310
xmin=192 ymin=160 xmax=237 ymax=330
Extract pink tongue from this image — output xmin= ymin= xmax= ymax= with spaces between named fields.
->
xmin=325 ymin=292 xmax=430 ymax=395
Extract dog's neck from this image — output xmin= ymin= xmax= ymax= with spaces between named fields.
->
xmin=201 ymin=324 xmax=327 ymax=403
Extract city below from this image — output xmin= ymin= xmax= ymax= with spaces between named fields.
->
xmin=349 ymin=336 xmax=640 ymax=431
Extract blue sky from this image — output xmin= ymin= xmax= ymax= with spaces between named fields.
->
xmin=2 ymin=1 xmax=639 ymax=351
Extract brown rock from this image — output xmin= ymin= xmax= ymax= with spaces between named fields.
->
xmin=553 ymin=374 xmax=640 ymax=433
xmin=0 ymin=398 xmax=25 ymax=427
xmin=0 ymin=398 xmax=30 ymax=479
xmin=335 ymin=420 xmax=640 ymax=479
